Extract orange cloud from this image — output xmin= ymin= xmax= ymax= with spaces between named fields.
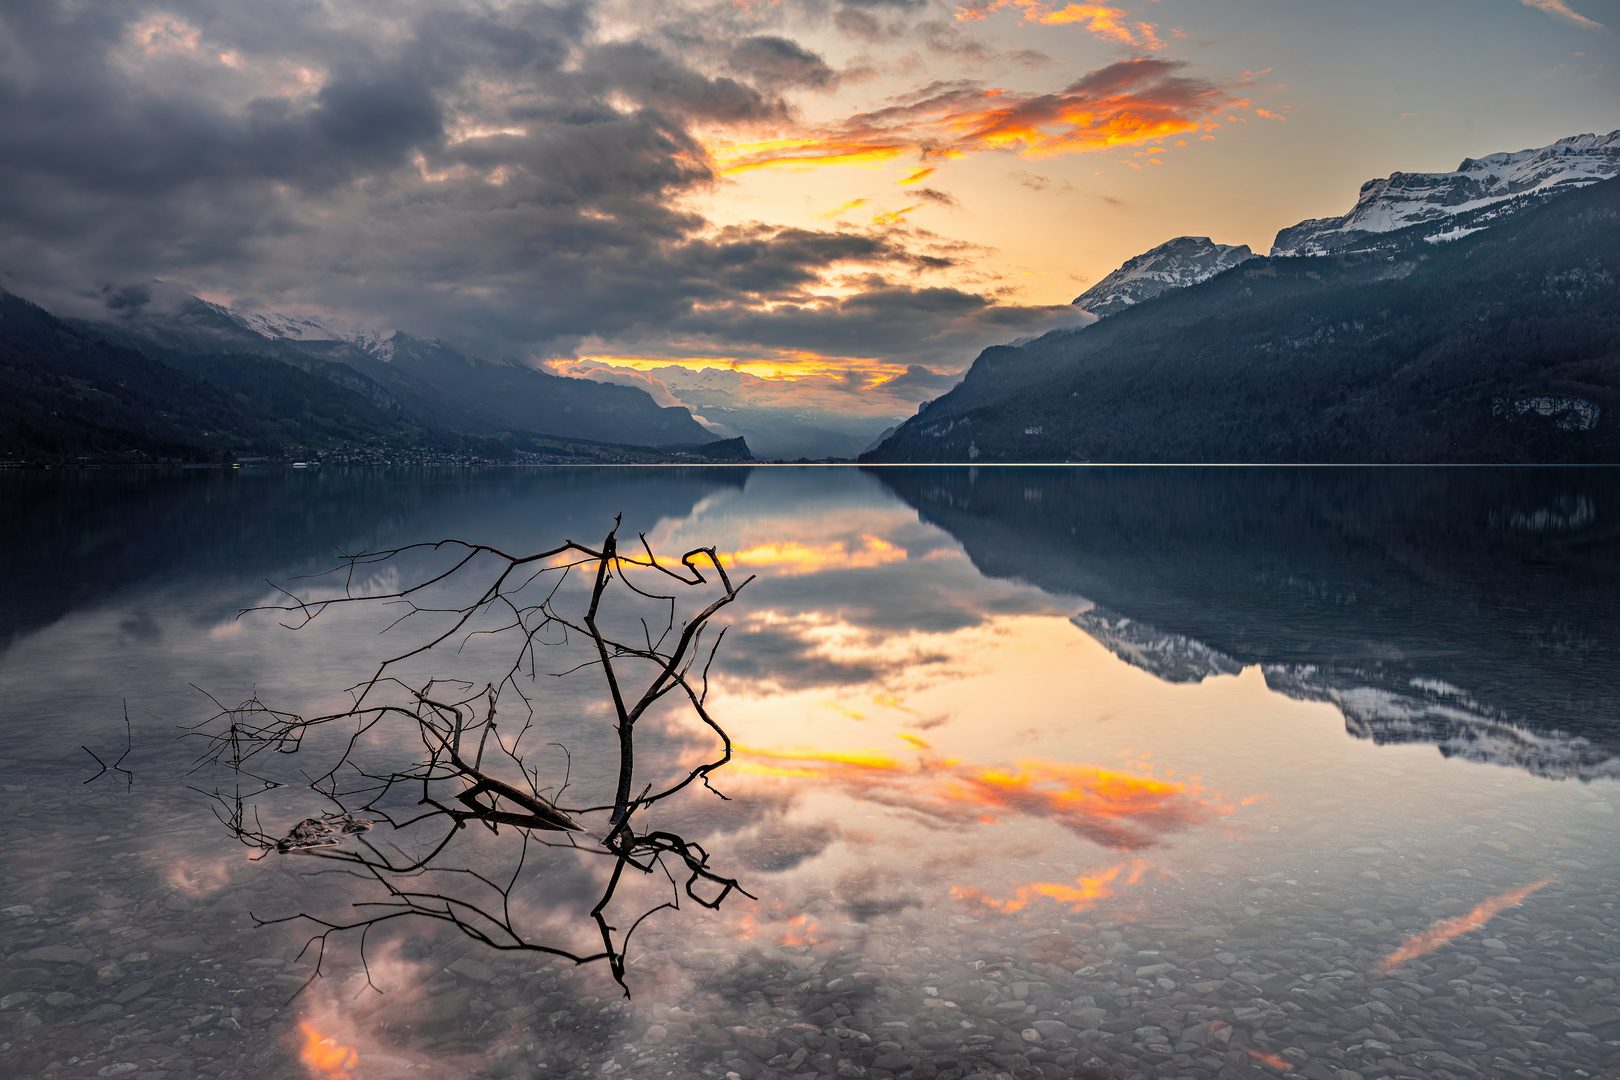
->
xmin=1376 ymin=879 xmax=1551 ymax=973
xmin=707 ymin=58 xmax=1246 ymax=175
xmin=818 ymin=197 xmax=871 ymax=219
xmin=953 ymin=0 xmax=1163 ymax=49
xmin=731 ymin=749 xmax=1223 ymax=849
xmin=872 ymin=205 xmax=920 ymax=225
xmin=711 ymin=138 xmax=916 ymax=175
xmin=898 ymin=168 xmax=937 ymax=185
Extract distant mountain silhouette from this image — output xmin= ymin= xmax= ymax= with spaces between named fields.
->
xmin=865 ymin=176 xmax=1620 ymax=464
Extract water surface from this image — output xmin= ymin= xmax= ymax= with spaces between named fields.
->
xmin=1 ymin=466 xmax=1616 ymax=1080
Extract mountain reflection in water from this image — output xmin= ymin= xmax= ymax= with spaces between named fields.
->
xmin=0 ymin=465 xmax=1616 ymax=1080
xmin=872 ymin=466 xmax=1620 ymax=780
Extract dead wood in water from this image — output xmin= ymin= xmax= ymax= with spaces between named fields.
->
xmin=188 ymin=516 xmax=755 ymax=996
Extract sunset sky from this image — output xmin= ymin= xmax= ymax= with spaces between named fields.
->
xmin=1 ymin=0 xmax=1615 ymax=424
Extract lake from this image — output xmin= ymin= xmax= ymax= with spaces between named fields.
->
xmin=1 ymin=465 xmax=1617 ymax=1080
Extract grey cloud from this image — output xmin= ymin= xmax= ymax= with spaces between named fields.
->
xmin=659 ymin=285 xmax=1080 ymax=368
xmin=577 ymin=40 xmax=789 ymax=123
xmin=878 ymin=364 xmax=960 ymax=393
xmin=912 ymin=187 xmax=959 ymax=208
xmin=0 ymin=0 xmax=1083 ymax=374
xmin=727 ymin=35 xmax=839 ymax=90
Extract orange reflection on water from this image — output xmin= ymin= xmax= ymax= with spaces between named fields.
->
xmin=298 ymin=1023 xmax=358 ymax=1078
xmin=730 ymin=908 xmax=828 ymax=948
xmin=1248 ymin=1049 xmax=1291 ymax=1071
xmin=952 ymin=859 xmax=1147 ymax=914
xmin=948 ymin=762 xmax=1216 ymax=848
xmin=723 ymin=536 xmax=907 ymax=575
xmin=733 ymin=746 xmax=1221 ymax=850
xmin=732 ymin=744 xmax=906 ymax=778
xmin=1376 ymin=879 xmax=1551 ymax=973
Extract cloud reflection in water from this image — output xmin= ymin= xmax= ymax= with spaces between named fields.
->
xmin=730 ymin=747 xmax=1223 ymax=851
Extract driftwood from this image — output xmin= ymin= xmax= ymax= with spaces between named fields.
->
xmin=189 ymin=517 xmax=755 ymax=996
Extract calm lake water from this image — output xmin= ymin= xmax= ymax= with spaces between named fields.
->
xmin=1 ymin=466 xmax=1617 ymax=1080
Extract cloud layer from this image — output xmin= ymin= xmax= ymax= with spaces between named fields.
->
xmin=0 ymin=0 xmax=1095 ymax=367
xmin=709 ymin=58 xmax=1246 ymax=172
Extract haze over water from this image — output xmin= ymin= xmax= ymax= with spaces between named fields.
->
xmin=1 ymin=466 xmax=1617 ymax=1080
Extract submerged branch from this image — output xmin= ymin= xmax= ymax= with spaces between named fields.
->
xmin=191 ymin=518 xmax=753 ymax=995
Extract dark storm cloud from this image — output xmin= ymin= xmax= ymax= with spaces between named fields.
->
xmin=727 ymin=36 xmax=840 ymax=90
xmin=877 ymin=364 xmax=960 ymax=393
xmin=0 ymin=0 xmax=1072 ymax=367
xmin=658 ymin=283 xmax=1079 ymax=366
xmin=576 ymin=40 xmax=791 ymax=122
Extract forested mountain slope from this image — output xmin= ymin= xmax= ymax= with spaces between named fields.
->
xmin=864 ymin=177 xmax=1620 ymax=463
xmin=0 ymin=292 xmax=750 ymax=464
xmin=74 ymin=292 xmax=718 ymax=447
xmin=0 ymin=291 xmax=435 ymax=464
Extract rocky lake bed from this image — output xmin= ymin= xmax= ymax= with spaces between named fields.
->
xmin=3 ymin=767 xmax=1616 ymax=1080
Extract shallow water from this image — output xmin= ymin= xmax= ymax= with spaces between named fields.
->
xmin=1 ymin=466 xmax=1617 ymax=1080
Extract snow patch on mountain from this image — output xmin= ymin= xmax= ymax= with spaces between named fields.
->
xmin=1272 ymin=130 xmax=1620 ymax=256
xmin=1071 ymin=236 xmax=1257 ymax=318
xmin=227 ymin=308 xmax=395 ymax=360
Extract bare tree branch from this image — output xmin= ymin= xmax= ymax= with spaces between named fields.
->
xmin=190 ymin=519 xmax=756 ymax=997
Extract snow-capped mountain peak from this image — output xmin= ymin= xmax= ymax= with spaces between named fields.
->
xmin=1271 ymin=129 xmax=1620 ymax=256
xmin=1071 ymin=236 xmax=1257 ymax=318
xmin=226 ymin=308 xmax=396 ymax=360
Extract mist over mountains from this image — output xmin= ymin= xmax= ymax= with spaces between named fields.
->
xmin=865 ymin=134 xmax=1620 ymax=465
xmin=0 ymin=288 xmax=749 ymax=465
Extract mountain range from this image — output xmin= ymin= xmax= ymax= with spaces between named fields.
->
xmin=865 ymin=131 xmax=1620 ymax=464
xmin=1065 ymin=132 xmax=1619 ymax=325
xmin=1071 ymin=236 xmax=1257 ymax=318
xmin=1272 ymin=129 xmax=1620 ymax=256
xmin=0 ymin=287 xmax=748 ymax=465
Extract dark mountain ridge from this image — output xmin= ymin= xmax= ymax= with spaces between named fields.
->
xmin=71 ymin=292 xmax=718 ymax=447
xmin=863 ymin=176 xmax=1620 ymax=464
xmin=0 ymin=291 xmax=749 ymax=465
